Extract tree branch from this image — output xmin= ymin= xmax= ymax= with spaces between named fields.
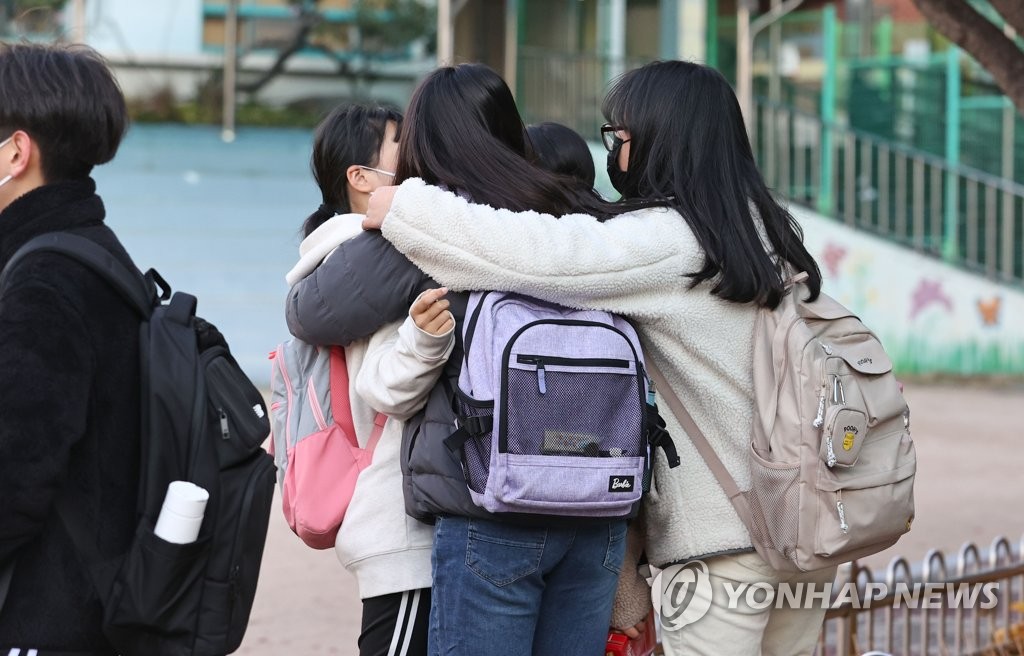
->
xmin=237 ymin=8 xmax=320 ymax=94
xmin=990 ymin=0 xmax=1024 ymax=36
xmin=912 ymin=0 xmax=1024 ymax=117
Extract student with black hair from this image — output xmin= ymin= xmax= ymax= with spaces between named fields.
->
xmin=527 ymin=121 xmax=596 ymax=188
xmin=287 ymin=64 xmax=624 ymax=656
xmin=0 ymin=43 xmax=140 ymax=653
xmin=363 ymin=61 xmax=834 ymax=656
xmin=285 ymin=104 xmax=452 ymax=656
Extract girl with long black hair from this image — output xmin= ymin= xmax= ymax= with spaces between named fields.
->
xmin=287 ymin=65 xmax=627 ymax=656
xmin=363 ymin=60 xmax=833 ymax=656
xmin=285 ymin=104 xmax=455 ymax=656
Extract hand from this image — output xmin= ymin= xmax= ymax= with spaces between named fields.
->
xmin=411 ymin=288 xmax=454 ymax=336
xmin=364 ymin=185 xmax=400 ymax=230
xmin=612 ymin=619 xmax=648 ymax=640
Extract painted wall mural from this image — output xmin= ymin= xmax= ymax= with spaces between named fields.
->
xmin=792 ymin=206 xmax=1024 ymax=375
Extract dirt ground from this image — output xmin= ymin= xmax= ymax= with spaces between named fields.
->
xmin=236 ymin=381 xmax=1024 ymax=654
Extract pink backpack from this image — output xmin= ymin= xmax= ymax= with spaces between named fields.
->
xmin=269 ymin=342 xmax=386 ymax=550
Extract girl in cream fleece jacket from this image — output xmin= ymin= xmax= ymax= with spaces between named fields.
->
xmin=364 ymin=62 xmax=836 ymax=656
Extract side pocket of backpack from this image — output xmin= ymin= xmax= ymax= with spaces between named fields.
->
xmin=103 ymin=521 xmax=211 ymax=652
xmin=454 ymin=389 xmax=495 ymax=495
xmin=268 ymin=345 xmax=290 ymax=486
xmin=195 ymin=451 xmax=276 ymax=654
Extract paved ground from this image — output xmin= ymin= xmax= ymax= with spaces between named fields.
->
xmin=236 ymin=381 xmax=1024 ymax=654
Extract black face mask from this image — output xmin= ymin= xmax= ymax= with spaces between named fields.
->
xmin=606 ymin=140 xmax=635 ymax=198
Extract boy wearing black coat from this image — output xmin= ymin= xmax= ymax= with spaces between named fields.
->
xmin=0 ymin=43 xmax=142 ymax=654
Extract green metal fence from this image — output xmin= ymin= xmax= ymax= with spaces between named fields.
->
xmin=720 ymin=7 xmax=1024 ymax=188
xmin=754 ymin=99 xmax=1024 ymax=285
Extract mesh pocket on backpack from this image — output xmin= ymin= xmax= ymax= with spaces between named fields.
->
xmin=456 ymin=393 xmax=494 ymax=494
xmin=746 ymin=449 xmax=801 ymax=561
xmin=504 ymin=366 xmax=643 ymax=458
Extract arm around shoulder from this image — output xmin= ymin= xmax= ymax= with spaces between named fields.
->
xmin=286 ymin=230 xmax=433 ymax=346
xmin=380 ymin=179 xmax=701 ymax=313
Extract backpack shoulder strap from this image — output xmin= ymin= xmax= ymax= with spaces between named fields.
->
xmin=0 ymin=561 xmax=13 ymax=616
xmin=328 ymin=346 xmax=359 ymax=448
xmin=365 ymin=413 xmax=388 ymax=454
xmin=644 ymin=356 xmax=758 ymax=532
xmin=0 ymin=232 xmax=153 ymax=317
xmin=0 ymin=234 xmax=154 ymax=598
xmin=327 ymin=347 xmax=390 ymax=452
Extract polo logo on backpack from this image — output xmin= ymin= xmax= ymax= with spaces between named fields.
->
xmin=0 ymin=233 xmax=276 ymax=655
xmin=649 ymin=273 xmax=915 ymax=574
xmin=447 ymin=291 xmax=677 ymax=517
xmin=269 ymin=341 xmax=386 ymax=549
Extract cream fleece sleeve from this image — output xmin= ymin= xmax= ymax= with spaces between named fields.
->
xmin=611 ymin=514 xmax=654 ymax=630
xmin=379 ymin=179 xmax=703 ymax=317
xmin=354 ymin=300 xmax=455 ymax=422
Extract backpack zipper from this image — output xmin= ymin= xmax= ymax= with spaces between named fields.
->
xmin=219 ymin=409 xmax=230 ymax=440
xmin=499 ymin=320 xmax=644 ymax=454
xmin=836 ymin=490 xmax=849 ymax=534
xmin=516 ymin=355 xmax=631 ymax=396
xmin=812 ymin=341 xmax=834 ymax=429
xmin=825 ymin=426 xmax=838 ymax=468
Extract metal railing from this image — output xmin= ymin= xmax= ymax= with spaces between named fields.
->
xmin=516 ymin=47 xmax=649 ymax=145
xmin=816 ymin=535 xmax=1024 ymax=656
xmin=754 ymin=99 xmax=1024 ymax=286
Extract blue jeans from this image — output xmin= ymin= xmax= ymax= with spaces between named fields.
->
xmin=428 ymin=516 xmax=627 ymax=656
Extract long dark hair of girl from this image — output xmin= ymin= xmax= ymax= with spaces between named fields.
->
xmin=394 ymin=63 xmax=614 ymax=218
xmin=302 ymin=103 xmax=402 ymax=237
xmin=601 ymin=60 xmax=822 ymax=309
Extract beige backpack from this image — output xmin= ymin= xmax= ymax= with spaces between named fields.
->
xmin=648 ymin=273 xmax=916 ymax=573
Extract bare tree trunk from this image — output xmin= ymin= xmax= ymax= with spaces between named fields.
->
xmin=912 ymin=0 xmax=1024 ymax=117
xmin=990 ymin=0 xmax=1024 ymax=36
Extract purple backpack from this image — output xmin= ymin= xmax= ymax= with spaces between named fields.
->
xmin=445 ymin=291 xmax=651 ymax=517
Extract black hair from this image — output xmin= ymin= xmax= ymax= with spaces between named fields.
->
xmin=303 ymin=104 xmax=402 ymax=237
xmin=394 ymin=63 xmax=614 ymax=218
xmin=602 ymin=60 xmax=822 ymax=308
xmin=0 ymin=42 xmax=128 ymax=182
xmin=527 ymin=122 xmax=596 ymax=188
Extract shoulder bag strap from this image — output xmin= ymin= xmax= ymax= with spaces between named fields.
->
xmin=0 ymin=561 xmax=13 ymax=616
xmin=365 ymin=413 xmax=388 ymax=454
xmin=644 ymin=356 xmax=759 ymax=533
xmin=0 ymin=232 xmax=153 ymax=317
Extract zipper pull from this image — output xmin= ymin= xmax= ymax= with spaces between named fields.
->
xmin=812 ymin=388 xmax=826 ymax=428
xmin=825 ymin=434 xmax=838 ymax=468
xmin=219 ymin=409 xmax=230 ymax=440
xmin=831 ymin=372 xmax=847 ymax=405
xmin=836 ymin=492 xmax=849 ymax=534
xmin=536 ymin=360 xmax=547 ymax=395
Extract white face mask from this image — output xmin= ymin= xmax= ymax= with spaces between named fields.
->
xmin=0 ymin=136 xmax=13 ymax=189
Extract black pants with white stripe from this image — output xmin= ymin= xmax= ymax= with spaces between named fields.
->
xmin=358 ymin=588 xmax=430 ymax=656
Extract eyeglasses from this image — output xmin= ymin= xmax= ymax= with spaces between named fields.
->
xmin=360 ymin=165 xmax=395 ymax=178
xmin=600 ymin=124 xmax=630 ymax=152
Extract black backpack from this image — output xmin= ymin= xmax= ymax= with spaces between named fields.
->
xmin=0 ymin=233 xmax=276 ymax=655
